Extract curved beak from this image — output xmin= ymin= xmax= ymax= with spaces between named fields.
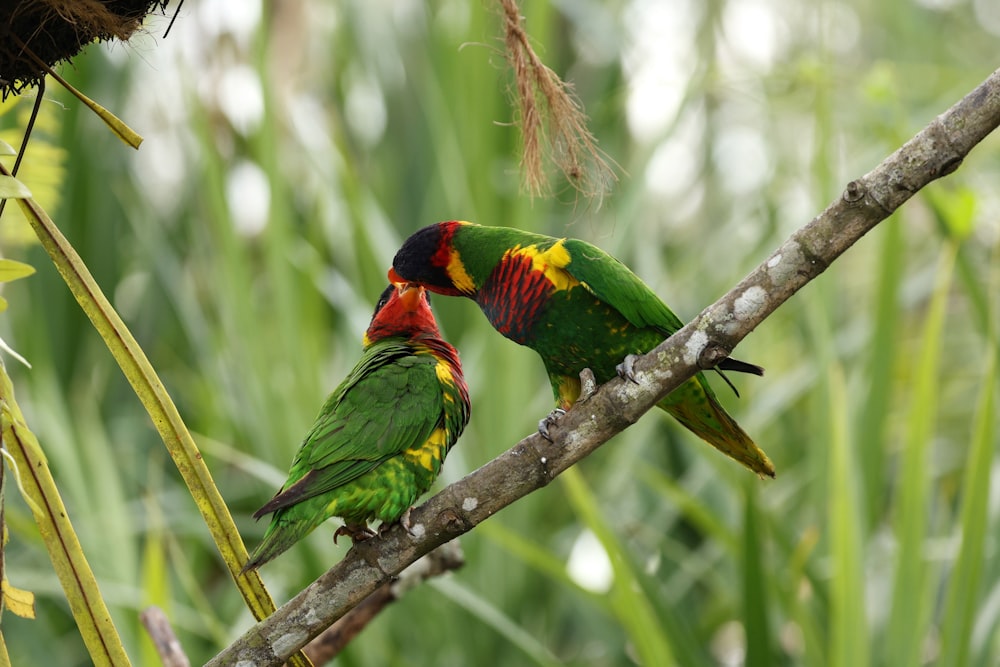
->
xmin=395 ymin=281 xmax=425 ymax=309
xmin=387 ymin=267 xmax=404 ymax=284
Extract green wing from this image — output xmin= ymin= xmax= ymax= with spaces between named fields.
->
xmin=255 ymin=339 xmax=443 ymax=516
xmin=561 ymin=238 xmax=685 ymax=334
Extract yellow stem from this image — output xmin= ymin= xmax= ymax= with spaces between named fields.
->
xmin=1 ymin=165 xmax=312 ymax=667
xmin=0 ymin=363 xmax=130 ymax=666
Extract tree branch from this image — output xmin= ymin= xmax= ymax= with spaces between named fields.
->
xmin=207 ymin=66 xmax=1000 ymax=667
xmin=300 ymin=541 xmax=464 ymax=665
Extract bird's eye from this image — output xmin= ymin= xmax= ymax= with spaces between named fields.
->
xmin=372 ymin=284 xmax=395 ymax=318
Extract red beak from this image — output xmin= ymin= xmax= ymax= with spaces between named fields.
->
xmin=387 ymin=267 xmax=404 ymax=283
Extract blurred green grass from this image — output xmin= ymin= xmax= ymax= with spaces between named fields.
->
xmin=2 ymin=0 xmax=999 ymax=665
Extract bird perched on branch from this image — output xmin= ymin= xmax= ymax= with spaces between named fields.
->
xmin=244 ymin=282 xmax=470 ymax=571
xmin=389 ymin=221 xmax=773 ymax=477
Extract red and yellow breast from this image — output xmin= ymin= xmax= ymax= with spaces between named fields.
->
xmin=477 ymin=240 xmax=582 ymax=342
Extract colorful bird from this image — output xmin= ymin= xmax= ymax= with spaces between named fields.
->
xmin=243 ymin=282 xmax=471 ymax=571
xmin=389 ymin=221 xmax=773 ymax=477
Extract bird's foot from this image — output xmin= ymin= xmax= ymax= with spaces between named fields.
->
xmin=333 ymin=523 xmax=376 ymax=545
xmin=378 ymin=508 xmax=417 ymax=538
xmin=578 ymin=368 xmax=598 ymax=401
xmin=400 ymin=507 xmax=415 ymax=536
xmin=616 ymin=354 xmax=640 ymax=384
xmin=538 ymin=408 xmax=567 ymax=442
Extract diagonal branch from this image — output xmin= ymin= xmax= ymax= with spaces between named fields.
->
xmin=207 ymin=66 xmax=1000 ymax=667
xmin=300 ymin=541 xmax=464 ymax=665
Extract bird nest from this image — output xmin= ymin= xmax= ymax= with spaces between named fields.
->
xmin=0 ymin=0 xmax=169 ymax=99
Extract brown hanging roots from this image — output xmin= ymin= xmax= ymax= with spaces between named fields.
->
xmin=0 ymin=0 xmax=171 ymax=99
xmin=499 ymin=0 xmax=618 ymax=202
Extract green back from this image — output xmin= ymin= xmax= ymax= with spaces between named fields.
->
xmin=454 ymin=224 xmax=685 ymax=335
xmin=451 ymin=224 xmax=557 ymax=284
xmin=273 ymin=339 xmax=446 ymax=508
xmin=560 ymin=238 xmax=685 ymax=335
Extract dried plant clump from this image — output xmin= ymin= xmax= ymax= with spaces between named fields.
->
xmin=499 ymin=0 xmax=617 ymax=201
xmin=0 ymin=0 xmax=169 ymax=98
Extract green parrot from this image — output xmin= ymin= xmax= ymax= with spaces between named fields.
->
xmin=243 ymin=282 xmax=471 ymax=571
xmin=389 ymin=221 xmax=773 ymax=477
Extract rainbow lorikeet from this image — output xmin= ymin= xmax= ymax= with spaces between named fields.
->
xmin=243 ymin=282 xmax=471 ymax=571
xmin=389 ymin=221 xmax=773 ymax=477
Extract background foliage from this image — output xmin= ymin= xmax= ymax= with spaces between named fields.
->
xmin=1 ymin=0 xmax=999 ymax=665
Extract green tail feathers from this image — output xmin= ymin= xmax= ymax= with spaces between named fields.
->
xmin=242 ymin=507 xmax=323 ymax=572
xmin=660 ymin=375 xmax=775 ymax=478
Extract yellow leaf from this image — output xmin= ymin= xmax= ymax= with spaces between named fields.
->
xmin=0 ymin=176 xmax=31 ymax=200
xmin=0 ymin=94 xmax=68 ymax=245
xmin=1 ymin=579 xmax=36 ymax=620
xmin=42 ymin=70 xmax=143 ymax=149
xmin=0 ymin=140 xmax=14 ymax=156
xmin=0 ymin=260 xmax=35 ymax=283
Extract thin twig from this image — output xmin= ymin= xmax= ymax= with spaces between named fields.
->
xmin=140 ymin=606 xmax=191 ymax=667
